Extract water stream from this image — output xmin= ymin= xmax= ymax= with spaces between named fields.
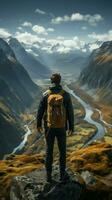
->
xmin=65 ymin=85 xmax=106 ymax=146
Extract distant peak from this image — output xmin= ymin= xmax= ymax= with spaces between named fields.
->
xmin=9 ymin=37 xmax=24 ymax=50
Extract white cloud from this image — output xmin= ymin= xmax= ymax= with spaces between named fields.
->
xmin=32 ymin=25 xmax=48 ymax=35
xmin=35 ymin=8 xmax=46 ymax=15
xmin=26 ymin=48 xmax=39 ymax=57
xmin=51 ymin=12 xmax=103 ymax=26
xmin=0 ymin=28 xmax=11 ymax=38
xmin=41 ymin=36 xmax=85 ymax=54
xmin=89 ymin=43 xmax=100 ymax=51
xmin=22 ymin=21 xmax=32 ymax=27
xmin=18 ymin=27 xmax=23 ymax=30
xmin=82 ymin=48 xmax=87 ymax=52
xmin=71 ymin=13 xmax=83 ymax=21
xmin=57 ymin=46 xmax=71 ymax=54
xmin=52 ymin=17 xmax=64 ymax=24
xmin=47 ymin=28 xmax=54 ymax=32
xmin=15 ymin=31 xmax=45 ymax=45
xmin=88 ymin=30 xmax=112 ymax=41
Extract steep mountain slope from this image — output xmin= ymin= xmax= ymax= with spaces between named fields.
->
xmin=0 ymin=99 xmax=24 ymax=159
xmin=79 ymin=41 xmax=112 ymax=104
xmin=9 ymin=38 xmax=51 ymax=79
xmin=0 ymin=38 xmax=40 ymax=158
xmin=0 ymin=39 xmax=40 ymax=112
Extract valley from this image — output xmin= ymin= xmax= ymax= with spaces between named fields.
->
xmin=0 ymin=78 xmax=112 ymax=200
xmin=11 ymin=77 xmax=109 ymax=156
xmin=0 ymin=37 xmax=112 ymax=200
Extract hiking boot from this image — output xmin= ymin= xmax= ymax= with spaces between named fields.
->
xmin=46 ymin=177 xmax=52 ymax=183
xmin=60 ymin=171 xmax=70 ymax=182
xmin=46 ymin=172 xmax=52 ymax=183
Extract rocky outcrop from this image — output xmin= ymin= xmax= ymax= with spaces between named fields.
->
xmin=0 ymin=142 xmax=112 ymax=199
xmin=10 ymin=166 xmax=85 ymax=200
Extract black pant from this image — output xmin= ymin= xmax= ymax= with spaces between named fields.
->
xmin=45 ymin=128 xmax=66 ymax=176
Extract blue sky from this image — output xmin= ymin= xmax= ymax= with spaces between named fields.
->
xmin=0 ymin=0 xmax=112 ymax=54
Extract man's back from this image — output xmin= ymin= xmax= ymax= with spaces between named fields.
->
xmin=37 ymin=84 xmax=74 ymax=131
xmin=37 ymin=73 xmax=74 ymax=183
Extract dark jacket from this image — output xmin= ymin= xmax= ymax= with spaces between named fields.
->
xmin=37 ymin=85 xmax=74 ymax=131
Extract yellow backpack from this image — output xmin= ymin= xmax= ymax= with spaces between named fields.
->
xmin=47 ymin=90 xmax=66 ymax=128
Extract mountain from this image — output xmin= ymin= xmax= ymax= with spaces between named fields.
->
xmin=9 ymin=38 xmax=51 ymax=79
xmin=30 ymin=46 xmax=89 ymax=76
xmin=0 ymin=38 xmax=40 ymax=158
xmin=52 ymin=52 xmax=88 ymax=75
xmin=79 ymin=41 xmax=112 ymax=104
xmin=0 ymin=39 xmax=40 ymax=112
xmin=0 ymin=96 xmax=24 ymax=159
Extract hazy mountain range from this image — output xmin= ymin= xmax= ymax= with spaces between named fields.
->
xmin=27 ymin=44 xmax=89 ymax=76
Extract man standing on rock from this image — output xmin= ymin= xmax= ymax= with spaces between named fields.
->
xmin=37 ymin=73 xmax=74 ymax=183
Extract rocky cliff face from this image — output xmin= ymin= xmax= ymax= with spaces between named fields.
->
xmin=10 ymin=166 xmax=85 ymax=200
xmin=79 ymin=41 xmax=112 ymax=104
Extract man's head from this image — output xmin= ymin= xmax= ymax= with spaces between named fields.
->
xmin=50 ymin=73 xmax=61 ymax=85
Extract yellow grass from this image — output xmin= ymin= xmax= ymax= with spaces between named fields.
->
xmin=68 ymin=142 xmax=112 ymax=175
xmin=0 ymin=153 xmax=44 ymax=199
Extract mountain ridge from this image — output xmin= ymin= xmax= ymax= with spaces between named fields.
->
xmin=9 ymin=37 xmax=51 ymax=79
xmin=0 ymin=38 xmax=41 ymax=158
xmin=79 ymin=40 xmax=112 ymax=104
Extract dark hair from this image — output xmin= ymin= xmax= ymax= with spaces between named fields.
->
xmin=50 ymin=73 xmax=61 ymax=84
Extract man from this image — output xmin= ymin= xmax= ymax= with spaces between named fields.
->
xmin=37 ymin=73 xmax=74 ymax=183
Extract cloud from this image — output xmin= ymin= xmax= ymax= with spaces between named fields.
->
xmin=15 ymin=31 xmax=45 ymax=45
xmin=88 ymin=30 xmax=112 ymax=41
xmin=35 ymin=8 xmax=46 ymax=15
xmin=89 ymin=43 xmax=100 ymax=51
xmin=26 ymin=48 xmax=39 ymax=57
xmin=22 ymin=21 xmax=32 ymax=27
xmin=47 ymin=28 xmax=54 ymax=32
xmin=51 ymin=12 xmax=103 ymax=26
xmin=32 ymin=25 xmax=48 ymax=35
xmin=17 ymin=27 xmax=23 ymax=31
xmin=0 ymin=28 xmax=11 ymax=38
xmin=40 ymin=36 xmax=85 ymax=54
xmin=18 ymin=33 xmax=85 ymax=55
xmin=71 ymin=13 xmax=83 ymax=21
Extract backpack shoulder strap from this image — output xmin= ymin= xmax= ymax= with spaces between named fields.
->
xmin=43 ymin=89 xmax=52 ymax=96
xmin=47 ymin=89 xmax=65 ymax=96
xmin=59 ymin=89 xmax=65 ymax=95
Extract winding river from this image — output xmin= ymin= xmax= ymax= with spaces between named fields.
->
xmin=12 ymin=125 xmax=32 ymax=154
xmin=12 ymin=116 xmax=35 ymax=154
xmin=65 ymin=85 xmax=106 ymax=146
xmin=12 ymin=82 xmax=111 ymax=154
